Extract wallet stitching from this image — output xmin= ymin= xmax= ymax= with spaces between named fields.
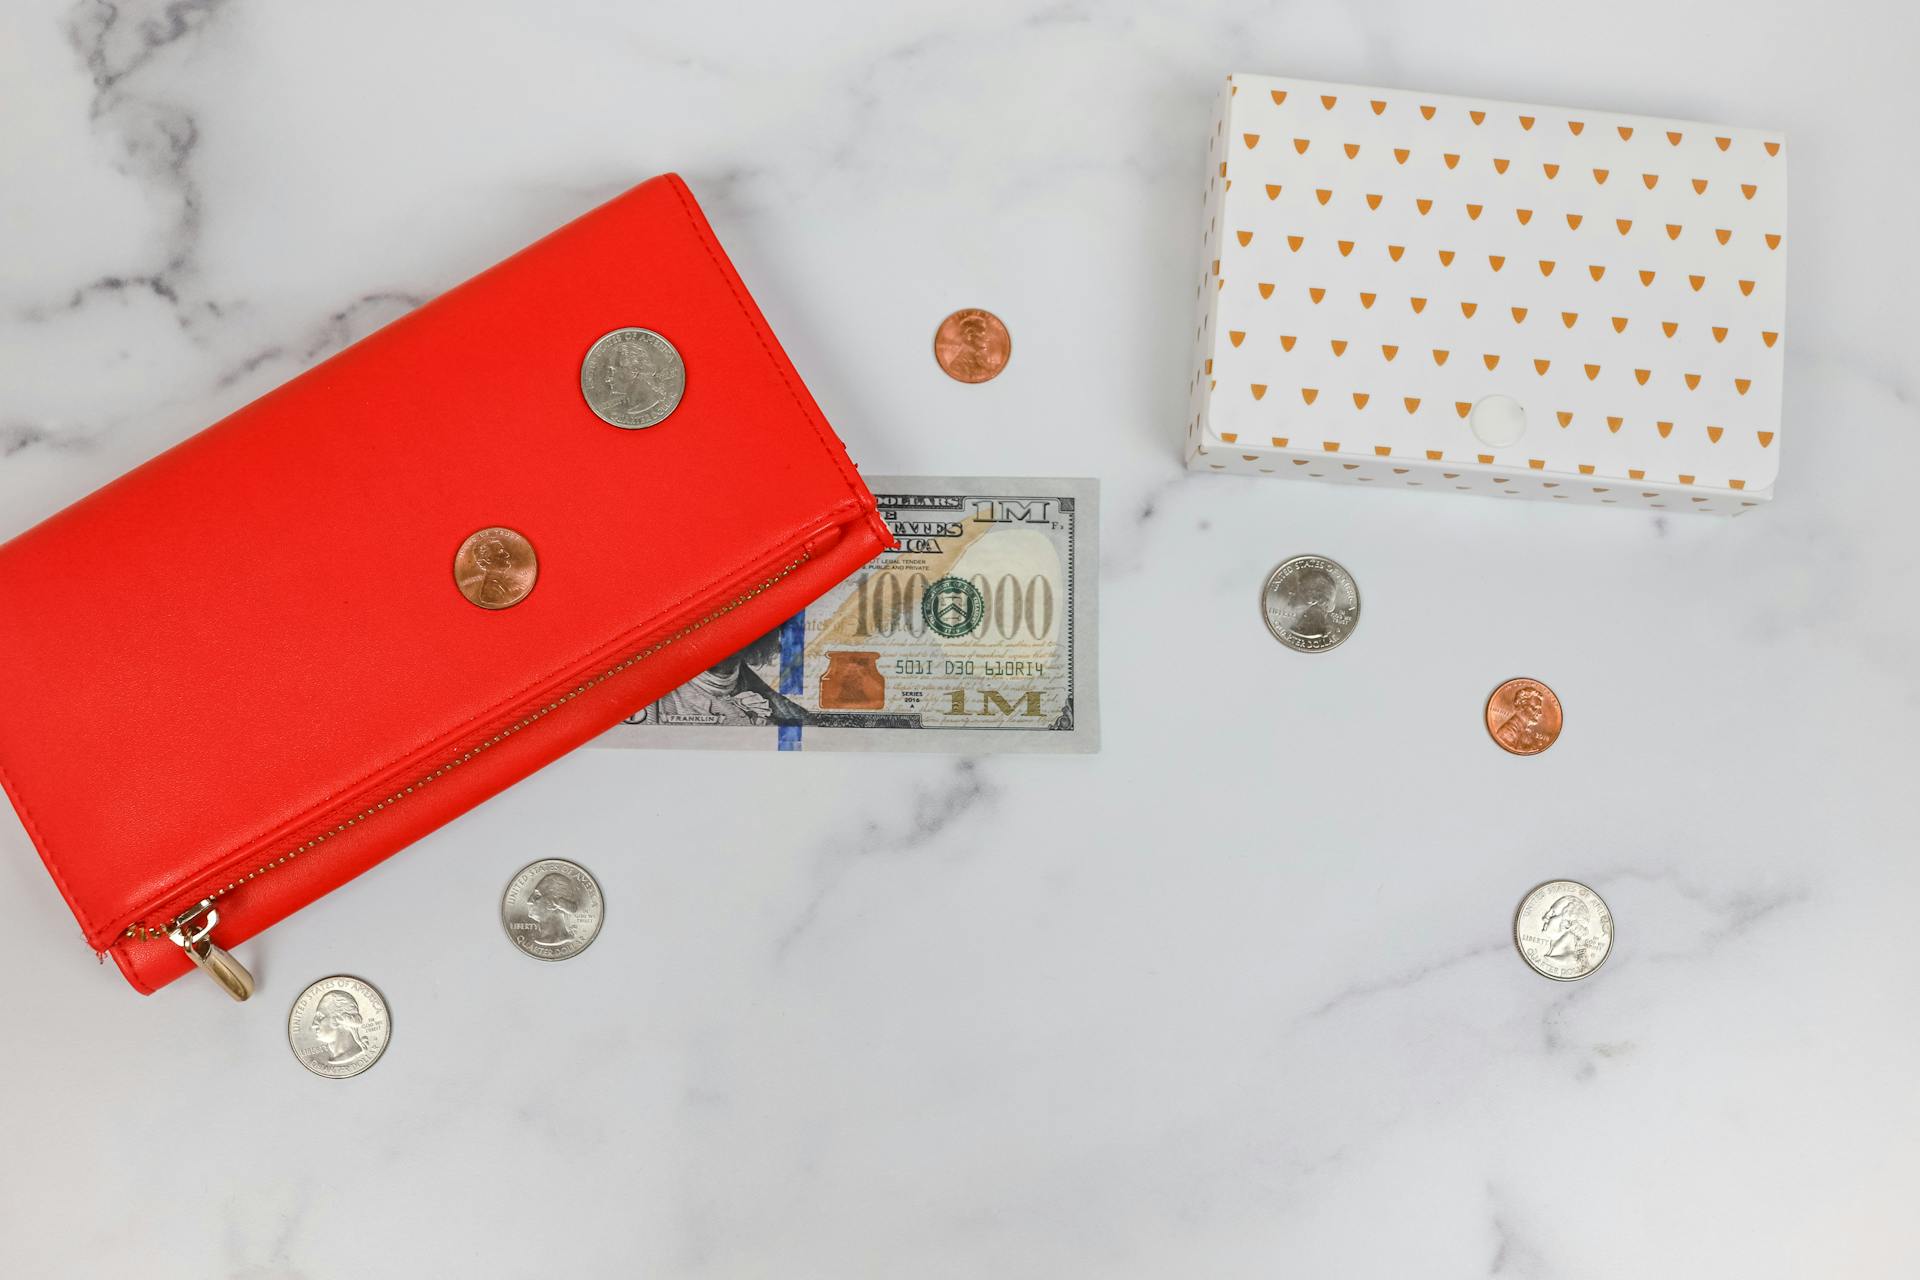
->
xmin=109 ymin=513 xmax=857 ymax=942
xmin=662 ymin=175 xmax=871 ymax=507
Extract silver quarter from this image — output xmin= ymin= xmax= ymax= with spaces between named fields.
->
xmin=1514 ymin=880 xmax=1613 ymax=981
xmin=1261 ymin=555 xmax=1360 ymax=652
xmin=501 ymin=858 xmax=605 ymax=961
xmin=288 ymin=976 xmax=391 ymax=1079
xmin=580 ymin=327 xmax=685 ymax=428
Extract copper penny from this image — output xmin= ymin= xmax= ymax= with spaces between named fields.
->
xmin=933 ymin=308 xmax=1011 ymax=383
xmin=453 ymin=527 xmax=538 ymax=610
xmin=1485 ymin=678 xmax=1563 ymax=755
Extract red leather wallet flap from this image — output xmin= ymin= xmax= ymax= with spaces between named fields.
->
xmin=0 ymin=174 xmax=888 ymax=961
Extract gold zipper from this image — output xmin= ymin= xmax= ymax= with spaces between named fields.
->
xmin=123 ymin=549 xmax=813 ymax=997
xmin=168 ymin=899 xmax=253 ymax=1001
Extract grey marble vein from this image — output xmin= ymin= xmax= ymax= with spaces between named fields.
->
xmin=1299 ymin=939 xmax=1507 ymax=1022
xmin=25 ymin=0 xmax=234 ymax=329
xmin=1485 ymin=1183 xmax=1551 ymax=1277
xmin=774 ymin=760 xmax=994 ymax=958
xmin=1 ymin=421 xmax=93 ymax=458
xmin=212 ymin=290 xmax=428 ymax=390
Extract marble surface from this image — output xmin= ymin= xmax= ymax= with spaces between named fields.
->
xmin=2 ymin=1 xmax=1916 ymax=1275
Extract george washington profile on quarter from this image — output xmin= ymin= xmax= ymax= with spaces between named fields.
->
xmin=288 ymin=976 xmax=391 ymax=1079
xmin=310 ymin=991 xmax=372 ymax=1064
xmin=581 ymin=327 xmax=686 ymax=428
xmin=1514 ymin=880 xmax=1613 ymax=981
xmin=1261 ymin=555 xmax=1360 ymax=652
xmin=501 ymin=858 xmax=605 ymax=961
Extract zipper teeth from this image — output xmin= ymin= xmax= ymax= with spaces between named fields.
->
xmin=123 ymin=552 xmax=811 ymax=942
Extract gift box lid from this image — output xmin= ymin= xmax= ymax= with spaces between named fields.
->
xmin=1189 ymin=73 xmax=1787 ymax=510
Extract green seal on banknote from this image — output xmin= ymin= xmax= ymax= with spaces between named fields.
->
xmin=922 ymin=575 xmax=986 ymax=638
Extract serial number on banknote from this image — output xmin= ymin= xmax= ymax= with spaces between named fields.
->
xmin=597 ymin=477 xmax=1098 ymax=753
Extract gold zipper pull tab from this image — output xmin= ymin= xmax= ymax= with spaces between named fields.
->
xmin=167 ymin=900 xmax=254 ymax=1001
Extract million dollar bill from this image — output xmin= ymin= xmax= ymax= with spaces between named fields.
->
xmin=596 ymin=477 xmax=1098 ymax=753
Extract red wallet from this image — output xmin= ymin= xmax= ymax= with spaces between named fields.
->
xmin=0 ymin=174 xmax=890 ymax=998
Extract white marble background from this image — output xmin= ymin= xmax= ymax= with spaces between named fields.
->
xmin=2 ymin=1 xmax=1916 ymax=1275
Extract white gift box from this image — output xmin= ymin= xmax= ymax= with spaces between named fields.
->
xmin=1185 ymin=73 xmax=1787 ymax=513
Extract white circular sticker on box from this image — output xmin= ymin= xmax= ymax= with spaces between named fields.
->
xmin=1469 ymin=395 xmax=1528 ymax=447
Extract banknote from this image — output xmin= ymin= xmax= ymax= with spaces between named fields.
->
xmin=597 ymin=477 xmax=1097 ymax=753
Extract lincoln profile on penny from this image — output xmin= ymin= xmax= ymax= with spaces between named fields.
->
xmin=523 ymin=871 xmax=587 ymax=947
xmin=308 ymin=990 xmax=372 ymax=1066
xmin=1495 ymin=683 xmax=1555 ymax=753
xmin=465 ymin=536 xmax=518 ymax=607
xmin=455 ymin=528 xmax=537 ymax=610
xmin=947 ymin=312 xmax=996 ymax=379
